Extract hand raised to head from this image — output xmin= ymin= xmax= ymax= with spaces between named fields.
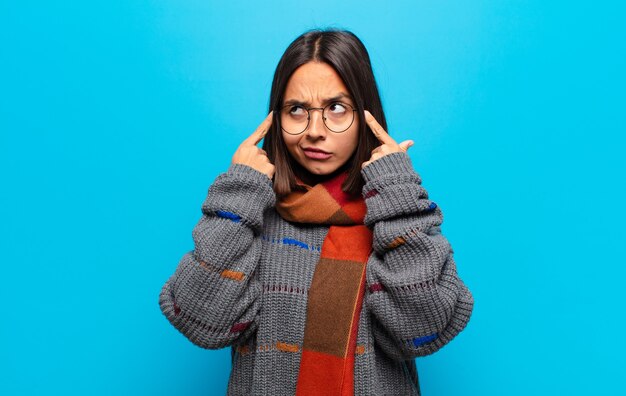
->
xmin=361 ymin=110 xmax=414 ymax=169
xmin=231 ymin=111 xmax=276 ymax=180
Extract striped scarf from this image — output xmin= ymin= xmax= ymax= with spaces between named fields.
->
xmin=275 ymin=171 xmax=373 ymax=396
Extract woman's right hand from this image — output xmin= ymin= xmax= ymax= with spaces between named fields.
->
xmin=231 ymin=111 xmax=275 ymax=180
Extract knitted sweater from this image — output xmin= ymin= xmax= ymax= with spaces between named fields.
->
xmin=158 ymin=151 xmax=474 ymax=396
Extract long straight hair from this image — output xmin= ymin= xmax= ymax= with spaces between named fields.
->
xmin=262 ymin=28 xmax=388 ymax=197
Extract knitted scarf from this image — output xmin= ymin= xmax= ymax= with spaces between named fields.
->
xmin=275 ymin=171 xmax=373 ymax=396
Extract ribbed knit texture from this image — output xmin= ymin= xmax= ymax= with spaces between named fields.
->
xmin=159 ymin=152 xmax=474 ymax=395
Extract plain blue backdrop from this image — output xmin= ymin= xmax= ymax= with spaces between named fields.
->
xmin=1 ymin=1 xmax=624 ymax=395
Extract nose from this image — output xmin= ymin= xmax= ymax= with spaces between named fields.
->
xmin=305 ymin=108 xmax=327 ymax=139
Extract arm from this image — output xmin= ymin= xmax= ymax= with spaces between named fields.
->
xmin=362 ymin=151 xmax=474 ymax=360
xmin=158 ymin=163 xmax=276 ymax=349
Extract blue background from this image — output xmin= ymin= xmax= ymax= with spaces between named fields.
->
xmin=1 ymin=1 xmax=624 ymax=395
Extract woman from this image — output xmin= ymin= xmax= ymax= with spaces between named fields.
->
xmin=159 ymin=28 xmax=474 ymax=396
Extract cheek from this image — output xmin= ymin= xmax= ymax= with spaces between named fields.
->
xmin=344 ymin=126 xmax=359 ymax=154
xmin=282 ymin=134 xmax=300 ymax=155
xmin=282 ymin=134 xmax=294 ymax=147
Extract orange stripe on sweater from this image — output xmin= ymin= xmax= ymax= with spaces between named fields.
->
xmin=220 ymin=269 xmax=245 ymax=281
xmin=276 ymin=341 xmax=300 ymax=353
xmin=387 ymin=236 xmax=407 ymax=249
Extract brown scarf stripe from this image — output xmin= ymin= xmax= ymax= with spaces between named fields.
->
xmin=301 ymin=257 xmax=367 ymax=357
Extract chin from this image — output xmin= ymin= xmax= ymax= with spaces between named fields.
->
xmin=291 ymin=154 xmax=349 ymax=180
xmin=301 ymin=161 xmax=340 ymax=176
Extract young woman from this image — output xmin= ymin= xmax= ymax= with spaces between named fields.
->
xmin=159 ymin=28 xmax=474 ymax=396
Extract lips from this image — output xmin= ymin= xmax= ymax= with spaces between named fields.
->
xmin=302 ymin=146 xmax=330 ymax=154
xmin=302 ymin=146 xmax=332 ymax=160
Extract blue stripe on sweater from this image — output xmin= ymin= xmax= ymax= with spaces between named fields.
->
xmin=282 ymin=238 xmax=310 ymax=250
xmin=261 ymin=235 xmax=321 ymax=252
xmin=216 ymin=210 xmax=241 ymax=223
xmin=412 ymin=333 xmax=438 ymax=347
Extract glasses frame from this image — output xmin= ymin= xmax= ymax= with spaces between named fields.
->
xmin=277 ymin=101 xmax=358 ymax=135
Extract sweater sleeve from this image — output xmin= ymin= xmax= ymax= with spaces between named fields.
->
xmin=361 ymin=151 xmax=474 ymax=360
xmin=158 ymin=163 xmax=276 ymax=350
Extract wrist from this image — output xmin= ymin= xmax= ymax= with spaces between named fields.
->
xmin=361 ymin=152 xmax=416 ymax=183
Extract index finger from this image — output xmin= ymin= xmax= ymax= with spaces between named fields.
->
xmin=244 ymin=111 xmax=274 ymax=146
xmin=364 ymin=110 xmax=396 ymax=145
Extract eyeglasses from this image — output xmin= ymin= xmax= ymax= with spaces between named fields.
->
xmin=278 ymin=102 xmax=358 ymax=135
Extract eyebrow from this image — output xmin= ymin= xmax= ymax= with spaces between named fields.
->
xmin=283 ymin=93 xmax=353 ymax=107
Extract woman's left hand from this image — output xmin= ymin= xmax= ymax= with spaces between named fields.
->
xmin=361 ymin=110 xmax=414 ymax=169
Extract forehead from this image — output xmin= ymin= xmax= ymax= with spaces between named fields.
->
xmin=283 ymin=62 xmax=351 ymax=102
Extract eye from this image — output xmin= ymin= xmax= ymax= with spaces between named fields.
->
xmin=328 ymin=102 xmax=347 ymax=114
xmin=288 ymin=105 xmax=306 ymax=116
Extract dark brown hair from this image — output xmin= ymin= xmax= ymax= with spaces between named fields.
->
xmin=262 ymin=28 xmax=388 ymax=197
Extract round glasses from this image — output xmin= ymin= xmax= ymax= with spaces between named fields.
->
xmin=278 ymin=102 xmax=357 ymax=135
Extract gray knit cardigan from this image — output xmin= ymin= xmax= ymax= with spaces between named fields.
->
xmin=159 ymin=151 xmax=474 ymax=395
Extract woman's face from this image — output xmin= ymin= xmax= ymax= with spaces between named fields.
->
xmin=280 ymin=61 xmax=359 ymax=178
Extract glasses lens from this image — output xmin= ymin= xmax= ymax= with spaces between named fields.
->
xmin=324 ymin=102 xmax=354 ymax=132
xmin=280 ymin=105 xmax=308 ymax=134
xmin=279 ymin=102 xmax=355 ymax=134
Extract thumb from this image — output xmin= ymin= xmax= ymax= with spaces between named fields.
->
xmin=399 ymin=140 xmax=414 ymax=152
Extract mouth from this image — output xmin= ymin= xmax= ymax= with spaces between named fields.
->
xmin=302 ymin=146 xmax=330 ymax=154
xmin=302 ymin=146 xmax=332 ymax=160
